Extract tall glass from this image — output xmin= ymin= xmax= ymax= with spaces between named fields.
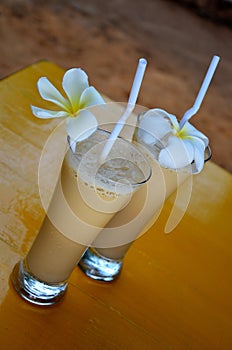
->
xmin=78 ymin=112 xmax=211 ymax=281
xmin=11 ymin=129 xmax=151 ymax=305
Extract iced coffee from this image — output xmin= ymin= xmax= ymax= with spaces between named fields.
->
xmin=11 ymin=129 xmax=151 ymax=305
xmin=79 ymin=108 xmax=210 ymax=281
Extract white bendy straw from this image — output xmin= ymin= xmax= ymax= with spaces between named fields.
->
xmin=100 ymin=58 xmax=147 ymax=162
xmin=179 ymin=55 xmax=220 ymax=130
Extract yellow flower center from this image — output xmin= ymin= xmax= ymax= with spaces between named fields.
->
xmin=174 ymin=124 xmax=191 ymax=140
xmin=67 ymin=101 xmax=86 ymax=117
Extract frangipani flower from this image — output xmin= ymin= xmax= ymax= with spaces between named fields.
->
xmin=138 ymin=108 xmax=209 ymax=174
xmin=31 ymin=68 xmax=105 ymax=143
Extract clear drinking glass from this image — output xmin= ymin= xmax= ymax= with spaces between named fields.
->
xmin=78 ymin=111 xmax=212 ymax=282
xmin=11 ymin=128 xmax=151 ymax=305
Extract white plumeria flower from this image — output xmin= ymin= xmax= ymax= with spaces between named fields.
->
xmin=138 ymin=108 xmax=209 ymax=174
xmin=31 ymin=68 xmax=105 ymax=143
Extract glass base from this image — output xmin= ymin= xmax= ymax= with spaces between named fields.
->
xmin=11 ymin=260 xmax=68 ymax=306
xmin=78 ymin=248 xmax=123 ymax=282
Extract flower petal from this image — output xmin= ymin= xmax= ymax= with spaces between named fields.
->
xmin=191 ymin=136 xmax=206 ymax=174
xmin=66 ymin=110 xmax=98 ymax=143
xmin=137 ymin=108 xmax=173 ymax=145
xmin=37 ymin=77 xmax=70 ymax=110
xmin=165 ymin=113 xmax=179 ymax=130
xmin=158 ymin=136 xmax=194 ymax=169
xmin=79 ymin=86 xmax=105 ymax=109
xmin=62 ymin=68 xmax=89 ymax=111
xmin=184 ymin=122 xmax=209 ymax=146
xmin=31 ymin=105 xmax=68 ymax=119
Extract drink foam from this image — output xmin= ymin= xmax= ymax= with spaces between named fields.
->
xmin=67 ymin=129 xmax=150 ymax=196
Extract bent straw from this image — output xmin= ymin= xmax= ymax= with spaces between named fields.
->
xmin=100 ymin=58 xmax=147 ymax=163
xmin=179 ymin=55 xmax=220 ymax=130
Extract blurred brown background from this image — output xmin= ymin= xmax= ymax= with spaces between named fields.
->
xmin=0 ymin=0 xmax=231 ymax=172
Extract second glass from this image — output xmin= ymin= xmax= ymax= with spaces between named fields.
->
xmin=78 ymin=110 xmax=211 ymax=281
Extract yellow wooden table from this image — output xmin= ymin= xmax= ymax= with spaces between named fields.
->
xmin=0 ymin=61 xmax=232 ymax=350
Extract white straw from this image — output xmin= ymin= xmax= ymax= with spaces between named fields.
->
xmin=179 ymin=55 xmax=220 ymax=130
xmin=100 ymin=58 xmax=147 ymax=162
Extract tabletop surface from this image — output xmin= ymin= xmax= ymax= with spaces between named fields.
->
xmin=0 ymin=61 xmax=232 ymax=350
